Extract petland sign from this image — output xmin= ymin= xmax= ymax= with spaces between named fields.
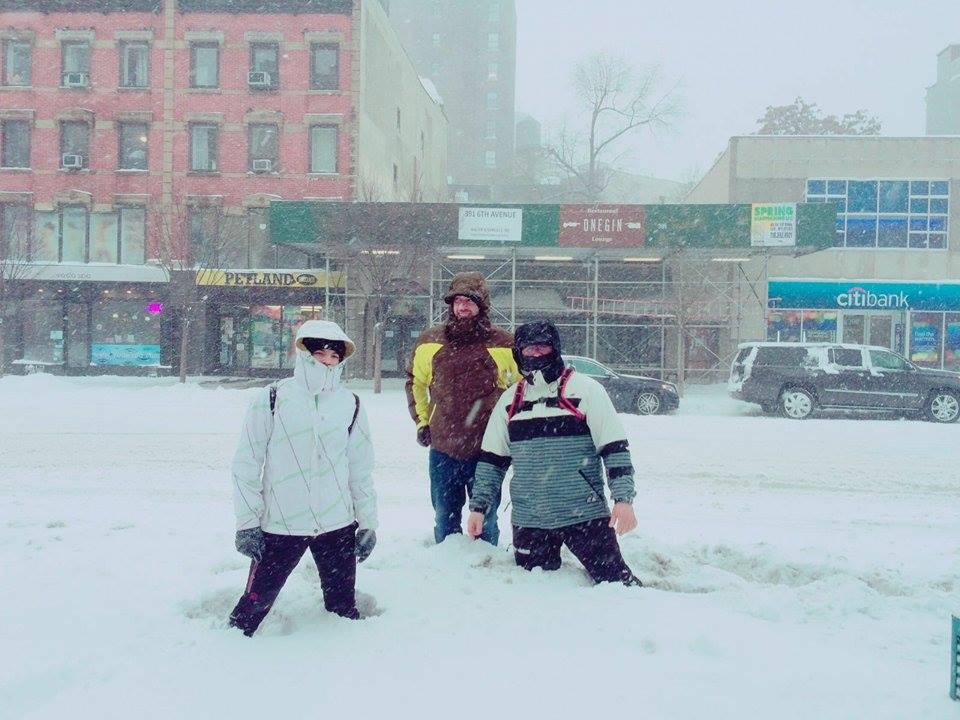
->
xmin=768 ymin=280 xmax=960 ymax=312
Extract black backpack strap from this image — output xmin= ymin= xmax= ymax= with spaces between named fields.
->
xmin=269 ymin=383 xmax=278 ymax=415
xmin=348 ymin=393 xmax=360 ymax=434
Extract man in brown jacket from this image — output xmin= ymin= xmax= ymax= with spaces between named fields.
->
xmin=405 ymin=272 xmax=518 ymax=545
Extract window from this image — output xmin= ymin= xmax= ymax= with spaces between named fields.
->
xmin=310 ymin=125 xmax=337 ymax=173
xmin=0 ymin=204 xmax=31 ymax=259
xmin=60 ymin=121 xmax=90 ymax=169
xmin=829 ymin=348 xmax=864 ymax=368
xmin=485 ymin=119 xmax=496 ymax=139
xmin=188 ymin=206 xmax=222 ymax=266
xmin=119 ymin=42 xmax=149 ymax=88
xmin=119 ymin=206 xmax=146 ymax=264
xmin=566 ymin=357 xmax=610 ymax=376
xmin=489 ymin=2 xmax=500 ymax=22
xmin=910 ymin=312 xmax=943 ymax=367
xmin=3 ymin=40 xmax=31 ymax=86
xmin=1 ymin=120 xmax=30 ymax=168
xmin=806 ymin=178 xmax=949 ymax=249
xmin=486 ymin=91 xmax=498 ymax=111
xmin=431 ymin=33 xmax=441 ymax=47
xmin=189 ymin=124 xmax=218 ymax=172
xmin=190 ymin=43 xmax=219 ymax=88
xmin=61 ymin=41 xmax=90 ymax=85
xmin=249 ymin=43 xmax=278 ymax=90
xmin=869 ymin=350 xmax=910 ymax=371
xmin=487 ymin=61 xmax=498 ymax=81
xmin=84 ymin=206 xmax=144 ymax=264
xmin=310 ymin=43 xmax=339 ymax=90
xmin=755 ymin=346 xmax=810 ymax=367
xmin=118 ymin=123 xmax=148 ymax=170
xmin=60 ymin=206 xmax=88 ymax=263
xmin=484 ymin=150 xmax=496 ymax=168
xmin=248 ymin=124 xmax=278 ymax=172
xmin=488 ymin=33 xmax=499 ymax=51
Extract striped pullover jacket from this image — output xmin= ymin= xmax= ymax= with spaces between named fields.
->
xmin=469 ymin=369 xmax=636 ymax=530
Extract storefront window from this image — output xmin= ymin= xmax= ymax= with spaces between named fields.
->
xmin=20 ymin=296 xmax=63 ymax=364
xmin=250 ymin=305 xmax=282 ymax=369
xmin=33 ymin=211 xmax=58 ymax=261
xmin=766 ymin=310 xmax=802 ymax=342
xmin=909 ymin=312 xmax=943 ymax=368
xmin=944 ymin=313 xmax=960 ymax=372
xmin=802 ymin=310 xmax=837 ymax=342
xmin=90 ymin=297 xmax=162 ymax=366
xmin=61 ymin=206 xmax=87 ymax=263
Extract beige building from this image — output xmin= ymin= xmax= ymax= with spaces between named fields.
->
xmin=687 ymin=136 xmax=960 ymax=370
xmin=355 ymin=0 xmax=448 ymax=202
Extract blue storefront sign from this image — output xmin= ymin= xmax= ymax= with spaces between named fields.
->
xmin=91 ymin=344 xmax=162 ymax=367
xmin=768 ymin=280 xmax=960 ymax=311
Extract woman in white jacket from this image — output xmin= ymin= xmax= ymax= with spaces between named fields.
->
xmin=229 ymin=320 xmax=377 ymax=636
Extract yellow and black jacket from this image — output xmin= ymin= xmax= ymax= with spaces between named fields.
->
xmin=405 ymin=323 xmax=517 ymax=459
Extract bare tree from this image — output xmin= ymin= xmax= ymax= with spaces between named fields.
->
xmin=152 ymin=196 xmax=247 ymax=383
xmin=546 ymin=53 xmax=681 ymax=202
xmin=0 ymin=208 xmax=36 ymax=376
xmin=343 ymin=236 xmax=434 ymax=393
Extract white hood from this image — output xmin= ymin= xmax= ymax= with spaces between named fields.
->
xmin=293 ymin=320 xmax=356 ymax=395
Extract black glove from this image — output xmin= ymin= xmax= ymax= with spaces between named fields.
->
xmin=355 ymin=529 xmax=377 ymax=563
xmin=235 ymin=528 xmax=265 ymax=562
xmin=416 ymin=426 xmax=431 ymax=447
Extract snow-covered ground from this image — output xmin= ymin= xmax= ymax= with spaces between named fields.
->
xmin=0 ymin=375 xmax=957 ymax=720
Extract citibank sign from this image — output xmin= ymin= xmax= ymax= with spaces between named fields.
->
xmin=836 ymin=286 xmax=909 ymax=309
xmin=768 ymin=279 xmax=960 ymax=312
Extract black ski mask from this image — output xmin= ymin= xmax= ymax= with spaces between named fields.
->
xmin=513 ymin=320 xmax=565 ymax=384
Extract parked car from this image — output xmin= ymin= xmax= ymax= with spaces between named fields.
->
xmin=728 ymin=341 xmax=960 ymax=423
xmin=564 ymin=355 xmax=679 ymax=415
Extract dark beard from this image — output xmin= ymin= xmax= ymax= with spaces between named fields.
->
xmin=445 ymin=314 xmax=491 ymax=345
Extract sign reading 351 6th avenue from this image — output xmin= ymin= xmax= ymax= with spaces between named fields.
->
xmin=559 ymin=205 xmax=646 ymax=247
xmin=751 ymin=203 xmax=797 ymax=247
xmin=458 ymin=207 xmax=523 ymax=242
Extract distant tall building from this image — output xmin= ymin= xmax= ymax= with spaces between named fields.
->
xmin=926 ymin=44 xmax=960 ymax=134
xmin=389 ymin=0 xmax=516 ymax=200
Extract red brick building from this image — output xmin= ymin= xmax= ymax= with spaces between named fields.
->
xmin=0 ymin=0 xmax=446 ymax=375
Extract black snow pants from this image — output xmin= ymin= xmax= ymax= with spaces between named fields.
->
xmin=512 ymin=517 xmax=641 ymax=586
xmin=229 ymin=523 xmax=359 ymax=636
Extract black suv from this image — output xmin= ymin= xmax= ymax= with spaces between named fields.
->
xmin=565 ymin=355 xmax=680 ymax=415
xmin=728 ymin=342 xmax=960 ymax=423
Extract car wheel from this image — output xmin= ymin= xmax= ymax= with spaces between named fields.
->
xmin=925 ymin=390 xmax=960 ymax=423
xmin=779 ymin=387 xmax=814 ymax=420
xmin=635 ymin=391 xmax=662 ymax=415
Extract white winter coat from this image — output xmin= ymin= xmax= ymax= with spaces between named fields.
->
xmin=232 ymin=320 xmax=378 ymax=536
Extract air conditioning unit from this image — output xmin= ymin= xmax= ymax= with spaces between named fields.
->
xmin=63 ymin=72 xmax=89 ymax=88
xmin=252 ymin=158 xmax=273 ymax=173
xmin=248 ymin=71 xmax=272 ymax=87
xmin=61 ymin=154 xmax=84 ymax=169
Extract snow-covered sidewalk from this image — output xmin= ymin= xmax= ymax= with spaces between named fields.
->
xmin=0 ymin=375 xmax=957 ymax=719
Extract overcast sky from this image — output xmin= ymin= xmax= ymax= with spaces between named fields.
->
xmin=515 ymin=0 xmax=960 ymax=182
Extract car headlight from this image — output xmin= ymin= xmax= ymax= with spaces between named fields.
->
xmin=660 ymin=382 xmax=677 ymax=392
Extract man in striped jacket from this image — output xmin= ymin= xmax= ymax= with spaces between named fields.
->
xmin=467 ymin=320 xmax=641 ymax=586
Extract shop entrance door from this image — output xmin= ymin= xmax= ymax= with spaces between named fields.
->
xmin=218 ymin=314 xmax=250 ymax=372
xmin=841 ymin=313 xmax=894 ymax=349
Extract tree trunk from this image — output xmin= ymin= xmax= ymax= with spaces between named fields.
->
xmin=0 ymin=320 xmax=5 ymax=378
xmin=178 ymin=313 xmax=191 ymax=384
